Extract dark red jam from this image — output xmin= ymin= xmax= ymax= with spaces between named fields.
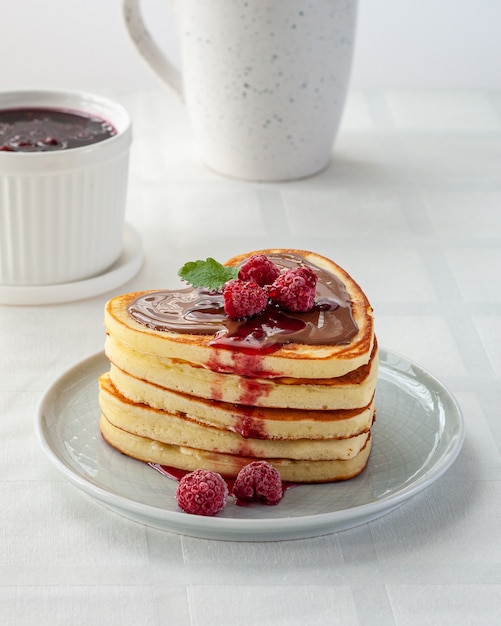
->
xmin=128 ymin=253 xmax=358 ymax=354
xmin=0 ymin=107 xmax=116 ymax=152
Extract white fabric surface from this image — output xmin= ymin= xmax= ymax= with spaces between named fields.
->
xmin=2 ymin=89 xmax=501 ymax=625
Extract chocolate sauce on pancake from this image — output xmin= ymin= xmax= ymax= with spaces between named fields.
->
xmin=128 ymin=253 xmax=358 ymax=353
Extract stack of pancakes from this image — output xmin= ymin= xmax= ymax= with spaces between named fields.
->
xmin=99 ymin=249 xmax=378 ymax=483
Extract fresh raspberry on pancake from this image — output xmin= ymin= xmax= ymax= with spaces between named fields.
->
xmin=222 ymin=279 xmax=268 ymax=319
xmin=233 ymin=461 xmax=283 ymax=505
xmin=238 ymin=254 xmax=281 ymax=286
xmin=176 ymin=469 xmax=228 ymax=516
xmin=268 ymin=266 xmax=317 ymax=312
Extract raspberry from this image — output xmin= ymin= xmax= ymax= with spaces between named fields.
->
xmin=222 ymin=279 xmax=268 ymax=319
xmin=268 ymin=266 xmax=317 ymax=312
xmin=233 ymin=461 xmax=283 ymax=505
xmin=238 ymin=254 xmax=281 ymax=287
xmin=175 ymin=469 xmax=228 ymax=516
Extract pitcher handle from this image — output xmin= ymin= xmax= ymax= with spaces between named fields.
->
xmin=123 ymin=0 xmax=183 ymax=99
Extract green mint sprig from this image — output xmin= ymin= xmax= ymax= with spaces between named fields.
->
xmin=178 ymin=257 xmax=239 ymax=290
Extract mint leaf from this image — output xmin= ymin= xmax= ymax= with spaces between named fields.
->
xmin=178 ymin=257 xmax=239 ymax=290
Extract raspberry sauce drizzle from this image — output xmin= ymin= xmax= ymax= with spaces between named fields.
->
xmin=234 ymin=411 xmax=267 ymax=439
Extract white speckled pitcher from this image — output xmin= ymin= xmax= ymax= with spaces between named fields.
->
xmin=123 ymin=0 xmax=357 ymax=181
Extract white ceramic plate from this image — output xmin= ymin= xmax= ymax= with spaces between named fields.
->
xmin=35 ymin=348 xmax=464 ymax=541
xmin=0 ymin=224 xmax=143 ymax=306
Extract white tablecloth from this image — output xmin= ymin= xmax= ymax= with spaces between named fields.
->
xmin=2 ymin=89 xmax=501 ymax=625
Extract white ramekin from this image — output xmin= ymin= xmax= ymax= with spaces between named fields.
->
xmin=0 ymin=90 xmax=132 ymax=286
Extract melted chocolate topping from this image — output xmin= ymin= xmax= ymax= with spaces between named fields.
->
xmin=128 ymin=253 xmax=358 ymax=353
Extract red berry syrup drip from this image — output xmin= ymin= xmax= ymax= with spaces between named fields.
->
xmin=207 ymin=347 xmax=276 ymax=377
xmin=234 ymin=409 xmax=268 ymax=439
xmin=237 ymin=376 xmax=271 ymax=408
xmin=209 ymin=304 xmax=307 ymax=354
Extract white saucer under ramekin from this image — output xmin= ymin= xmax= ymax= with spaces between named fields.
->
xmin=0 ymin=223 xmax=143 ymax=306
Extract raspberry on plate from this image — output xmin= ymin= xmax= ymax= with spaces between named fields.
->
xmin=268 ymin=266 xmax=317 ymax=313
xmin=238 ymin=254 xmax=281 ymax=286
xmin=176 ymin=469 xmax=228 ymax=516
xmin=223 ymin=279 xmax=268 ymax=319
xmin=233 ymin=460 xmax=283 ymax=505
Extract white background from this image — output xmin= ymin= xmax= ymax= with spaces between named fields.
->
xmin=1 ymin=0 xmax=500 ymax=92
